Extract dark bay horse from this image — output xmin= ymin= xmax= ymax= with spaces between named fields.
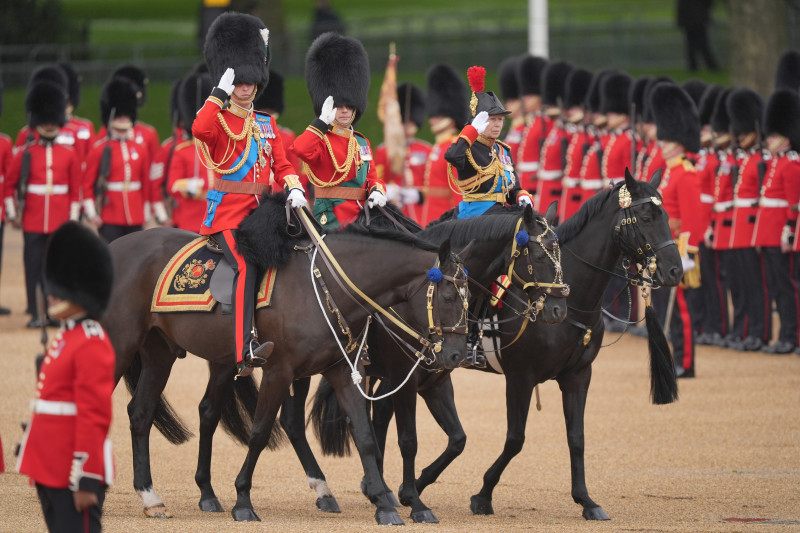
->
xmin=313 ymin=169 xmax=682 ymax=521
xmin=101 ymin=195 xmax=472 ymax=525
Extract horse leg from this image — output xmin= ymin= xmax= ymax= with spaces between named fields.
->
xmin=279 ymin=376 xmax=341 ymax=513
xmin=325 ymin=367 xmax=404 ymax=526
xmin=361 ymin=379 xmax=401 ymax=507
xmin=470 ymin=370 xmax=536 ymax=515
xmin=557 ymin=364 xmax=610 ymax=520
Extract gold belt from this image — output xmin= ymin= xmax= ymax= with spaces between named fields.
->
xmin=314 ymin=186 xmax=367 ymax=201
xmin=461 ymin=192 xmax=506 ymax=203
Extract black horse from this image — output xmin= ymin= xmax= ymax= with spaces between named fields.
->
xmin=102 ymin=194 xmax=472 ymax=525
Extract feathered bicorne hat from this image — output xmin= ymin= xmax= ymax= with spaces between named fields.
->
xmin=710 ymin=87 xmax=732 ymax=134
xmin=599 ymin=72 xmax=632 ymax=114
xmin=764 ymin=89 xmax=800 ymax=150
xmin=111 ymin=63 xmax=149 ymax=106
xmin=541 ymin=61 xmax=573 ymax=108
xmin=775 ymin=50 xmax=800 ymax=93
xmin=425 ymin=63 xmax=469 ymax=129
xmin=26 ymin=81 xmax=68 ymax=128
xmin=467 ymin=65 xmax=508 ymax=117
xmin=651 ymin=83 xmax=700 ymax=153
xmin=516 ymin=55 xmax=548 ymax=97
xmin=498 ymin=56 xmax=521 ymax=101
xmin=727 ymin=87 xmax=764 ymax=138
xmin=203 ymin=13 xmax=270 ymax=94
xmin=397 ymin=82 xmax=426 ymax=128
xmin=564 ymin=68 xmax=593 ymax=109
xmin=629 ymin=76 xmax=652 ymax=121
xmin=179 ymin=71 xmax=213 ymax=135
xmin=44 ymin=221 xmax=114 ymax=320
xmin=305 ymin=32 xmax=370 ymax=124
xmin=254 ymin=70 xmax=285 ymax=115
xmin=100 ymin=76 xmax=139 ymax=126
xmin=697 ymin=84 xmax=723 ymax=126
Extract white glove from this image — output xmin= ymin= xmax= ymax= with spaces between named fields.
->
xmin=681 ymin=255 xmax=696 ymax=272
xmin=287 ymin=188 xmax=307 ymax=208
xmin=471 ymin=111 xmax=490 ymax=134
xmin=368 ymin=190 xmax=387 ymax=208
xmin=400 ymin=187 xmax=421 ymax=206
xmin=217 ymin=67 xmax=235 ymax=96
xmin=319 ymin=95 xmax=337 ymax=125
xmin=703 ymin=226 xmax=714 ymax=248
xmin=517 ymin=194 xmax=533 ymax=208
xmin=186 ymin=178 xmax=199 ymax=197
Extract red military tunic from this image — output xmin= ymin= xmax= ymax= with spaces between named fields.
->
xmin=559 ymin=124 xmax=586 ymax=222
xmin=695 ymin=148 xmax=719 ymax=237
xmin=166 ymin=138 xmax=214 ymax=232
xmin=536 ymin=121 xmax=569 ymax=212
xmin=0 ymin=133 xmax=12 ymax=222
xmin=637 ymin=141 xmax=666 ymax=182
xmin=421 ymin=132 xmax=460 ymax=226
xmin=17 ymin=319 xmax=115 ymax=491
xmin=753 ymin=151 xmax=800 ymax=247
xmin=517 ymin=114 xmax=554 ymax=192
xmin=602 ymin=129 xmax=635 ymax=187
xmin=502 ymin=120 xmax=526 ymax=163
xmin=661 ymin=156 xmax=704 ymax=247
xmin=579 ymin=128 xmax=608 ymax=203
xmin=373 ymin=138 xmax=431 ymax=223
xmin=729 ymin=148 xmax=763 ymax=248
xmin=16 ymin=117 xmax=95 ymax=166
xmin=276 ymin=124 xmax=305 ymax=189
xmin=709 ymin=150 xmax=736 ymax=250
xmin=4 ymin=141 xmax=82 ymax=233
xmin=290 ymin=119 xmax=384 ymax=230
xmin=96 ymin=121 xmax=160 ymax=170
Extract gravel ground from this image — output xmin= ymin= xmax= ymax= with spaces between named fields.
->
xmin=1 ymin=227 xmax=799 ymax=532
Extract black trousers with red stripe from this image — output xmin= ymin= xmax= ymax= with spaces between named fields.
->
xmin=36 ymin=483 xmax=105 ymax=533
xmin=728 ymin=247 xmax=770 ymax=341
xmin=216 ymin=229 xmax=257 ymax=363
xmin=761 ymin=246 xmax=799 ymax=346
xmin=23 ymin=232 xmax=50 ymax=317
xmin=695 ymin=243 xmax=728 ymax=336
xmin=652 ymin=284 xmax=695 ymax=372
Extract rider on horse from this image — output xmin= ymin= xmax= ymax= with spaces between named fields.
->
xmin=193 ymin=13 xmax=307 ymax=378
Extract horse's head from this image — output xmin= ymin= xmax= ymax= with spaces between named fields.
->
xmin=613 ymin=169 xmax=683 ymax=287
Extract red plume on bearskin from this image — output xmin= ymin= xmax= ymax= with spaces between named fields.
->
xmin=467 ymin=66 xmax=486 ymax=93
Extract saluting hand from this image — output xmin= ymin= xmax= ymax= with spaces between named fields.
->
xmin=218 ymin=68 xmax=236 ymax=96
xmin=471 ymin=111 xmax=490 ymax=134
xmin=320 ymin=96 xmax=337 ymax=125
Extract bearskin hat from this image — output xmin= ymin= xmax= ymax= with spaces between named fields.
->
xmin=203 ymin=13 xmax=270 ymax=93
xmin=599 ymin=72 xmax=632 ymax=114
xmin=0 ymin=77 xmax=3 ymax=117
xmin=564 ymin=68 xmax=593 ymax=109
xmin=111 ymin=63 xmax=149 ymax=106
xmin=426 ymin=63 xmax=469 ymax=128
xmin=179 ymin=71 xmax=213 ymax=135
xmin=26 ymin=81 xmax=67 ymax=128
xmin=44 ymin=222 xmax=114 ymax=320
xmin=28 ymin=65 xmax=69 ymax=93
xmin=682 ymin=79 xmax=708 ymax=107
xmin=57 ymin=62 xmax=82 ymax=109
xmin=651 ymin=83 xmax=700 ymax=153
xmin=629 ymin=76 xmax=652 ymax=121
xmin=764 ymin=89 xmax=800 ymax=150
xmin=467 ymin=66 xmax=508 ymax=116
xmin=727 ymin=88 xmax=764 ymax=138
xmin=710 ymin=87 xmax=732 ymax=134
xmin=100 ymin=76 xmax=139 ymax=126
xmin=305 ymin=32 xmax=369 ymax=124
xmin=254 ymin=70 xmax=285 ymax=115
xmin=642 ymin=76 xmax=674 ymax=123
xmin=775 ymin=50 xmax=800 ymax=93
xmin=516 ymin=55 xmax=548 ymax=96
xmin=498 ymin=56 xmax=521 ymax=101
xmin=584 ymin=69 xmax=617 ymax=113
xmin=697 ymin=84 xmax=723 ymax=126
xmin=541 ymin=61 xmax=573 ymax=108
xmin=397 ymin=82 xmax=426 ymax=128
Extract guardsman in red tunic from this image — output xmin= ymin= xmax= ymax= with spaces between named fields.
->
xmin=148 ymin=77 xmax=185 ymax=226
xmin=83 ymin=76 xmax=152 ymax=243
xmin=0 ymin=80 xmax=12 ymax=315
xmin=578 ymin=70 xmax=614 ymax=204
xmin=756 ymin=90 xmax=800 ymax=354
xmin=535 ymin=61 xmax=573 ymax=213
xmin=17 ymin=221 xmax=115 ymax=533
xmin=599 ymin=72 xmax=635 ymax=188
xmin=4 ymin=81 xmax=81 ymax=328
xmin=194 ymin=13 xmax=306 ymax=377
xmin=291 ymin=33 xmax=386 ymax=231
xmin=373 ymin=82 xmax=431 ymax=223
xmin=58 ymin=62 xmax=96 ymax=166
xmin=515 ymin=55 xmax=549 ymax=195
xmin=498 ymin=56 xmax=525 ymax=159
xmin=419 ymin=64 xmax=468 ymax=226
xmin=558 ymin=68 xmax=593 ymax=223
xmin=634 ymin=76 xmax=673 ymax=181
xmin=650 ymin=83 xmax=703 ymax=378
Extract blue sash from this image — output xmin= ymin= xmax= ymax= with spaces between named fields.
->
xmin=457 ymin=143 xmax=515 ymax=219
xmin=202 ymin=134 xmax=259 ymax=228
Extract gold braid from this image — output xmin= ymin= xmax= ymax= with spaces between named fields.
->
xmin=304 ymin=132 xmax=362 ymax=187
xmin=448 ymin=145 xmax=506 ymax=195
xmin=196 ymin=112 xmax=265 ymax=175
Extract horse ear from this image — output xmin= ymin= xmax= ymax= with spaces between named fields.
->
xmin=438 ymin=239 xmax=451 ymax=265
xmin=649 ymin=168 xmax=663 ymax=189
xmin=544 ymin=201 xmax=558 ymax=225
xmin=624 ymin=167 xmax=637 ymax=190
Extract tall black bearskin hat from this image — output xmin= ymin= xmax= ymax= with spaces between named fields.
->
xmin=44 ymin=221 xmax=114 ymax=320
xmin=710 ymin=87 xmax=732 ymax=134
xmin=204 ymin=12 xmax=270 ymax=93
xmin=697 ymin=84 xmax=723 ymax=126
xmin=775 ymin=50 xmax=800 ymax=93
xmin=0 ymin=77 xmax=3 ymax=116
xmin=564 ymin=68 xmax=593 ymax=109
xmin=179 ymin=71 xmax=213 ymax=135
xmin=651 ymin=83 xmax=700 ymax=153
xmin=425 ymin=63 xmax=469 ymax=128
xmin=111 ymin=64 xmax=149 ymax=106
xmin=642 ymin=75 xmax=674 ymax=123
xmin=629 ymin=76 xmax=652 ymax=120
xmin=516 ymin=55 xmax=548 ymax=96
xmin=727 ymin=87 xmax=764 ymax=137
xmin=254 ymin=70 xmax=285 ymax=115
xmin=682 ymin=79 xmax=708 ymax=107
xmin=57 ymin=62 xmax=82 ymax=109
xmin=599 ymin=72 xmax=632 ymax=114
xmin=100 ymin=76 xmax=139 ymax=126
xmin=541 ymin=61 xmax=573 ymax=108
xmin=583 ymin=69 xmax=616 ymax=113
xmin=498 ymin=56 xmax=521 ymax=101
xmin=764 ymin=89 xmax=800 ymax=149
xmin=397 ymin=82 xmax=426 ymax=128
xmin=305 ymin=32 xmax=369 ymax=123
xmin=467 ymin=65 xmax=508 ymax=116
xmin=28 ymin=65 xmax=69 ymax=93
xmin=26 ymin=81 xmax=68 ymax=128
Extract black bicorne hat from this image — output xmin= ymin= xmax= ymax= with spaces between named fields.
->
xmin=651 ymin=83 xmax=700 ymax=153
xmin=26 ymin=81 xmax=68 ymax=128
xmin=764 ymin=89 xmax=800 ymax=150
xmin=111 ymin=63 xmax=149 ymax=106
xmin=179 ymin=71 xmax=213 ymax=135
xmin=58 ymin=61 xmax=82 ymax=109
xmin=697 ymin=84 xmax=723 ymax=126
xmin=727 ymin=87 xmax=764 ymax=137
xmin=203 ymin=13 xmax=270 ymax=93
xmin=775 ymin=49 xmax=800 ymax=93
xmin=629 ymin=76 xmax=652 ymax=120
xmin=564 ymin=68 xmax=593 ymax=109
xmin=541 ymin=61 xmax=573 ymax=108
xmin=498 ymin=56 xmax=521 ymax=101
xmin=710 ymin=87 xmax=732 ymax=134
xmin=599 ymin=72 xmax=632 ymax=114
xmin=516 ymin=55 xmax=548 ymax=96
xmin=100 ymin=76 xmax=139 ymax=126
xmin=44 ymin=221 xmax=114 ymax=320
xmin=682 ymin=79 xmax=708 ymax=107
xmin=254 ymin=70 xmax=285 ymax=115
xmin=397 ymin=82 xmax=426 ymax=128
xmin=426 ymin=63 xmax=469 ymax=128
xmin=467 ymin=65 xmax=508 ymax=117
xmin=305 ymin=32 xmax=370 ymax=124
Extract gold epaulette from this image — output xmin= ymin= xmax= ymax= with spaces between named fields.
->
xmin=306 ymin=124 xmax=325 ymax=138
xmin=496 ymin=139 xmax=512 ymax=151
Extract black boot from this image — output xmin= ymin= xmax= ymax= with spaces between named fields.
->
xmin=236 ymin=341 xmax=274 ymax=378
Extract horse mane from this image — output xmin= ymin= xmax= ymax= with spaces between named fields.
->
xmin=340 ymin=223 xmax=439 ymax=253
xmin=236 ymin=192 xmax=308 ymax=272
xmin=555 ymin=186 xmax=617 ymax=244
xmin=419 ymin=205 xmax=530 ymax=249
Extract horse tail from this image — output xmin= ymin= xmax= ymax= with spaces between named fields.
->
xmin=123 ymin=352 xmax=194 ymax=445
xmin=645 ymin=305 xmax=679 ymax=404
xmin=309 ymin=377 xmax=352 ymax=457
xmin=219 ymin=372 xmax=287 ymax=450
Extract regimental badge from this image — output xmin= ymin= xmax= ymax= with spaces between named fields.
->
xmin=263 ymin=142 xmax=272 ymax=158
xmin=174 ymin=258 xmax=216 ymax=291
xmin=130 ymin=147 xmax=139 ymax=160
xmin=410 ymin=151 xmax=427 ymax=166
xmin=359 ymin=144 xmax=372 ymax=161
xmin=320 ymin=213 xmax=328 ymax=225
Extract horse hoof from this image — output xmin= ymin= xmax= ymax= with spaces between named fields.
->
xmin=583 ymin=506 xmax=610 ymax=520
xmin=411 ymin=509 xmax=439 ymax=523
xmin=375 ymin=509 xmax=405 ymax=526
xmin=199 ymin=497 xmax=224 ymax=512
xmin=143 ymin=503 xmax=173 ymax=518
xmin=387 ymin=490 xmax=401 ymax=507
xmin=316 ymin=495 xmax=342 ymax=513
xmin=231 ymin=506 xmax=261 ymax=522
xmin=469 ymin=495 xmax=494 ymax=515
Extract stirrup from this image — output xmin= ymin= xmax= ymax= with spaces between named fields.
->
xmin=235 ymin=362 xmax=254 ymax=378
xmin=463 ymin=348 xmax=487 ymax=369
xmin=246 ymin=341 xmax=274 ymax=366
